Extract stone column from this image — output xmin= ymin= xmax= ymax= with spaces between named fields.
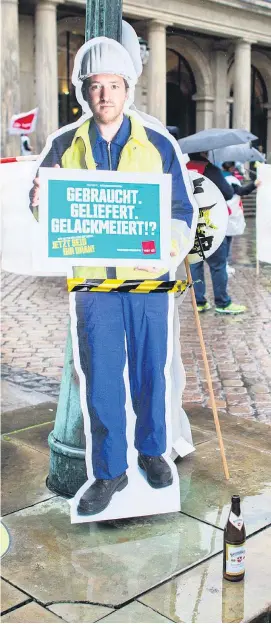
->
xmin=193 ymin=95 xmax=214 ymax=131
xmin=35 ymin=0 xmax=58 ymax=153
xmin=147 ymin=21 xmax=167 ymax=125
xmin=214 ymin=48 xmax=228 ymax=128
xmin=1 ymin=0 xmax=20 ymax=157
xmin=233 ymin=39 xmax=251 ymax=130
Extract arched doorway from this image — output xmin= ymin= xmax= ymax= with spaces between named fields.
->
xmin=58 ymin=20 xmax=85 ymax=126
xmin=229 ymin=65 xmax=268 ymax=151
xmin=166 ymin=49 xmax=196 ymax=138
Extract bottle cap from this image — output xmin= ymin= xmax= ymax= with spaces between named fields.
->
xmin=232 ymin=495 xmax=240 ymax=503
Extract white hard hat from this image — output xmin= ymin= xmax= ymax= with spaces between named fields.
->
xmin=121 ymin=21 xmax=142 ymax=78
xmin=74 ymin=37 xmax=138 ymax=85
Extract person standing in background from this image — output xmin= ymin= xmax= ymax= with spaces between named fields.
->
xmin=187 ymin=151 xmax=246 ymax=315
xmin=221 ymin=161 xmax=260 ymax=275
xmin=20 ymin=134 xmax=33 ymax=157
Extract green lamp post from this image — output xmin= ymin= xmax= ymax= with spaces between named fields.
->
xmin=85 ymin=0 xmax=122 ymax=41
xmin=47 ymin=0 xmax=123 ymax=496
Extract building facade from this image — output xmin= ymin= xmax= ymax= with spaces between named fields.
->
xmin=1 ymin=0 xmax=271 ymax=156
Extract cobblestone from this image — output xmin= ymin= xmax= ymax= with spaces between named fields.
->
xmin=1 ymin=220 xmax=271 ymax=423
xmin=179 ymin=220 xmax=271 ymax=423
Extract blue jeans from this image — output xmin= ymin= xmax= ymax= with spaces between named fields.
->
xmin=76 ymin=292 xmax=168 ymax=479
xmin=190 ymin=237 xmax=231 ymax=308
xmin=226 ymin=236 xmax=232 ymax=260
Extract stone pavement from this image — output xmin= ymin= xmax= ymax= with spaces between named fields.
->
xmin=1 ymin=219 xmax=271 ymax=422
xmin=1 ymin=383 xmax=271 ymax=623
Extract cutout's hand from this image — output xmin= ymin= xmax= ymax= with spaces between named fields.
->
xmin=31 ymin=176 xmax=40 ymax=208
xmin=134 ymin=266 xmax=159 ymax=273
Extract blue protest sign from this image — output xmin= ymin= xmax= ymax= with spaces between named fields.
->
xmin=37 ymin=169 xmax=171 ymax=270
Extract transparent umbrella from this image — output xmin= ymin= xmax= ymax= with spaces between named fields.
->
xmin=209 ymin=144 xmax=265 ymax=165
xmin=178 ymin=128 xmax=257 ymax=154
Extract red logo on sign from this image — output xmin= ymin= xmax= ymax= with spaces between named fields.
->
xmin=142 ymin=241 xmax=156 ymax=254
xmin=12 ymin=113 xmax=35 ymax=131
xmin=9 ymin=108 xmax=38 ymax=135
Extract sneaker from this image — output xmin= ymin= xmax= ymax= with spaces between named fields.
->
xmin=226 ymin=264 xmax=235 ymax=276
xmin=197 ymin=301 xmax=212 ymax=313
xmin=77 ymin=472 xmax=128 ymax=515
xmin=138 ymin=454 xmax=173 ymax=488
xmin=215 ymin=302 xmax=247 ymax=315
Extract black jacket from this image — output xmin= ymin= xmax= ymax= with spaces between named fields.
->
xmin=232 ymin=181 xmax=256 ymax=196
xmin=188 ymin=155 xmax=234 ymax=201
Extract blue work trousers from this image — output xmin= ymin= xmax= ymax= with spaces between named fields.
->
xmin=190 ymin=237 xmax=231 ymax=308
xmin=75 ymin=292 xmax=168 ymax=479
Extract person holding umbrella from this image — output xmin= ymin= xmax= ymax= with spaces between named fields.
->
xmin=221 ymin=161 xmax=260 ymax=275
xmin=186 ymin=151 xmax=246 ymax=314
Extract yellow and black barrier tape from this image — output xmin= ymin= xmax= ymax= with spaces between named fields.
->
xmin=67 ymin=278 xmax=190 ymax=294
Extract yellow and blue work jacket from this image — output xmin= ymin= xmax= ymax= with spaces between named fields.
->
xmin=36 ymin=114 xmax=193 ymax=280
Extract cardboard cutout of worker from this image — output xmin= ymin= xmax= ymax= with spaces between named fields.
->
xmin=28 ymin=24 xmax=201 ymax=522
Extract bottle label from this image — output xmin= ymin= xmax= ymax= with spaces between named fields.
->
xmin=229 ymin=511 xmax=244 ymax=530
xmin=226 ymin=542 xmax=246 ymax=575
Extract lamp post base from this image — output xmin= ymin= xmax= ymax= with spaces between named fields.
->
xmin=47 ymin=432 xmax=87 ymax=497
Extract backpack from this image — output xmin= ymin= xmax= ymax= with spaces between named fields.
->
xmin=224 ymin=174 xmax=246 ymax=236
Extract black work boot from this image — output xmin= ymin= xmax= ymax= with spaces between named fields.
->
xmin=77 ymin=472 xmax=128 ymax=515
xmin=138 ymin=454 xmax=173 ymax=488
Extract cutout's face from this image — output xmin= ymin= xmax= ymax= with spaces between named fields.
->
xmin=86 ymin=74 xmax=128 ymax=124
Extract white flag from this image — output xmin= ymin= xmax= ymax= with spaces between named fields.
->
xmin=8 ymin=107 xmax=38 ymax=135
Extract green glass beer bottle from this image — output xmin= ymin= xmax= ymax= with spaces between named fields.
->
xmin=223 ymin=495 xmax=246 ymax=582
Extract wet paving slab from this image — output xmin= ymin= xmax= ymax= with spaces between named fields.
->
xmin=1 ymin=603 xmax=64 ymax=622
xmin=139 ymin=527 xmax=271 ymax=623
xmin=186 ymin=404 xmax=271 ymax=453
xmin=1 ymin=579 xmax=29 ymax=613
xmin=3 ymin=421 xmax=54 ymax=455
xmin=190 ymin=427 xmax=216 ymax=446
xmin=1 ymin=497 xmax=223 ymax=606
xmin=48 ymin=603 xmax=169 ymax=624
xmin=1 ymin=400 xmax=56 ymax=435
xmin=178 ymin=438 xmax=271 ymax=535
xmin=47 ymin=603 xmax=114 ymax=623
xmin=1 ymin=439 xmax=55 ymax=515
xmin=97 ymin=601 xmax=173 ymax=622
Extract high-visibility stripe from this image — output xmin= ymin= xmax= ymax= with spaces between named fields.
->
xmin=133 ymin=280 xmax=161 ymax=293
xmin=67 ymin=278 xmax=189 ymax=294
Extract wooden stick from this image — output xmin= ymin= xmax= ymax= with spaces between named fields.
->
xmin=184 ymin=257 xmax=230 ymax=480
